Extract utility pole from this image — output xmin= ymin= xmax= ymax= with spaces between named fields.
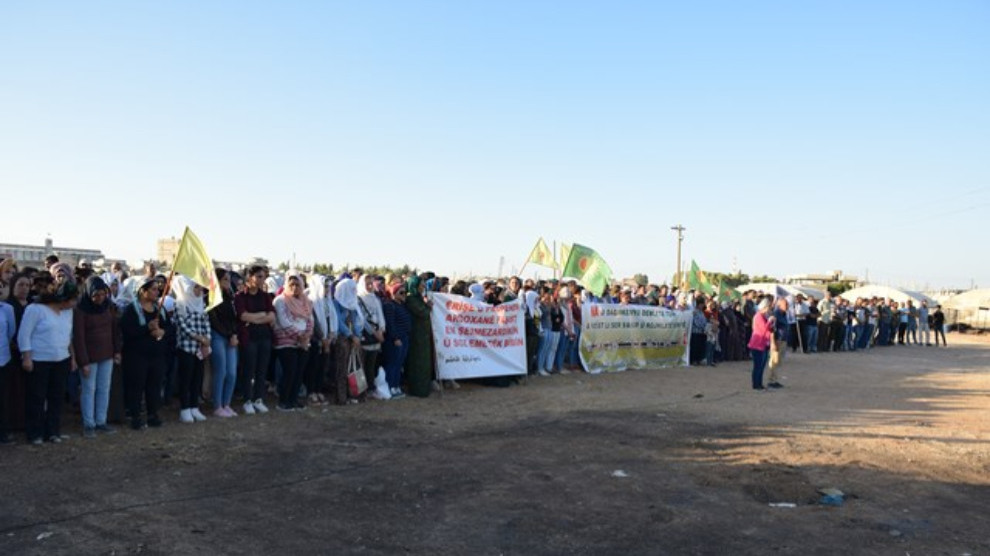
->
xmin=671 ymin=224 xmax=686 ymax=287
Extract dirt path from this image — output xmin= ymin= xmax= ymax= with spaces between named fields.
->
xmin=1 ymin=334 xmax=987 ymax=555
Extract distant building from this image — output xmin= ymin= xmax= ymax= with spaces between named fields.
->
xmin=156 ymin=237 xmax=181 ymax=264
xmin=0 ymin=237 xmax=105 ymax=268
xmin=783 ymin=270 xmax=860 ymax=289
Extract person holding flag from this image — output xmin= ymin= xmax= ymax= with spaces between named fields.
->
xmin=172 ymin=276 xmax=211 ymax=424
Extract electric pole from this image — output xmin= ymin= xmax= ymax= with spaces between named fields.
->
xmin=671 ymin=224 xmax=686 ymax=287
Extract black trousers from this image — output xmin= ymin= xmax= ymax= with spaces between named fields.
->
xmin=176 ymin=350 xmax=204 ymax=410
xmin=305 ymin=342 xmax=329 ymax=396
xmin=240 ymin=338 xmax=272 ymax=402
xmin=124 ymin=353 xmax=164 ymax=421
xmin=830 ymin=321 xmax=845 ymax=351
xmin=25 ymin=358 xmax=69 ymax=441
xmin=277 ymin=347 xmax=309 ymax=408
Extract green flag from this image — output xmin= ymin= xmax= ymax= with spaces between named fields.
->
xmin=688 ymin=260 xmax=716 ymax=295
xmin=718 ymin=281 xmax=740 ymax=304
xmin=561 ymin=243 xmax=612 ymax=296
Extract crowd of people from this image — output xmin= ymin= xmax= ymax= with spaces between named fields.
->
xmin=0 ymin=255 xmax=949 ymax=445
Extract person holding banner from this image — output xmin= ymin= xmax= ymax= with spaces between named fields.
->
xmin=747 ymin=298 xmax=774 ymax=390
xmin=404 ymin=276 xmax=433 ymax=398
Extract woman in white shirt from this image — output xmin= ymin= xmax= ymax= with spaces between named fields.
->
xmin=18 ymin=281 xmax=78 ymax=445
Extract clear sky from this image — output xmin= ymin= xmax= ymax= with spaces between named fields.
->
xmin=2 ymin=2 xmax=987 ymax=290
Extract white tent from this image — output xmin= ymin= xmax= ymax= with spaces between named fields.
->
xmin=736 ymin=283 xmax=826 ymax=300
xmin=838 ymin=284 xmax=935 ymax=305
xmin=943 ymin=289 xmax=990 ymax=330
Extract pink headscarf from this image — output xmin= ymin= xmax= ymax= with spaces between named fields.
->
xmin=280 ymin=274 xmax=313 ymax=321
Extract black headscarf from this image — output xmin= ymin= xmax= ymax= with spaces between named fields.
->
xmin=78 ymin=276 xmax=111 ymax=314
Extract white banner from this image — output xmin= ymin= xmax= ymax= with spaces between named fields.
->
xmin=579 ymin=303 xmax=692 ymax=373
xmin=430 ymin=293 xmax=528 ymax=380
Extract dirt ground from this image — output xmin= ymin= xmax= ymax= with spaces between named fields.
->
xmin=1 ymin=333 xmax=988 ymax=555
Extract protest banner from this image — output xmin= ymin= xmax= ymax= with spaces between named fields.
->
xmin=430 ymin=293 xmax=528 ymax=380
xmin=579 ymin=303 xmax=692 ymax=373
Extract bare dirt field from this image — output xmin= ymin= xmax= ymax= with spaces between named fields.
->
xmin=1 ymin=334 xmax=988 ymax=555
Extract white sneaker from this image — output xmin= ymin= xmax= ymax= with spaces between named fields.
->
xmin=179 ymin=409 xmax=194 ymax=423
xmin=190 ymin=408 xmax=207 ymax=422
xmin=242 ymin=401 xmax=256 ymax=415
xmin=253 ymin=399 xmax=269 ymax=414
xmin=538 ymin=370 xmax=551 ymax=377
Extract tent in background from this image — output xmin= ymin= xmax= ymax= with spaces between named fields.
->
xmin=942 ymin=289 xmax=990 ymax=330
xmin=839 ymin=284 xmax=936 ymax=305
xmin=735 ymin=283 xmax=826 ymax=300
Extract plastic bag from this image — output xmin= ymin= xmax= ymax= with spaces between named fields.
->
xmin=347 ymin=349 xmax=368 ymax=397
xmin=374 ymin=367 xmax=391 ymax=400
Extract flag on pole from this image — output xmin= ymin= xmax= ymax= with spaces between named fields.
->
xmin=688 ymin=260 xmax=716 ymax=295
xmin=718 ymin=281 xmax=741 ymax=304
xmin=526 ymin=238 xmax=557 ymax=269
xmin=172 ymin=226 xmax=222 ymax=311
xmin=558 ymin=243 xmax=571 ymax=272
xmin=561 ymin=243 xmax=612 ymax=296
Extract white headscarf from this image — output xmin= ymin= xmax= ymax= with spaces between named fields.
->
xmin=524 ymin=290 xmax=540 ymax=317
xmin=469 ymin=283 xmax=485 ymax=301
xmin=308 ymin=274 xmax=332 ymax=338
xmin=334 ymin=277 xmax=359 ymax=311
xmin=115 ymin=276 xmax=141 ymax=309
xmin=173 ymin=275 xmax=206 ymax=316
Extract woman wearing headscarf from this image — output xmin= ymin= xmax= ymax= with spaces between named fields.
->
xmin=208 ymin=269 xmax=239 ymax=417
xmin=18 ymin=280 xmax=78 ymax=444
xmin=120 ymin=277 xmax=170 ymax=430
xmin=381 ymin=282 xmax=410 ymax=398
xmin=72 ymin=276 xmax=122 ymax=437
xmin=404 ymin=276 xmax=433 ymax=398
xmin=49 ymin=262 xmax=74 ymax=286
xmin=332 ymin=277 xmax=364 ymax=404
xmin=468 ymin=283 xmax=485 ymax=301
xmin=306 ymin=274 xmax=336 ymax=405
xmin=523 ymin=289 xmax=541 ymax=374
xmin=173 ymin=276 xmax=211 ymax=423
xmin=357 ymin=274 xmax=386 ymax=396
xmin=273 ymin=274 xmax=313 ymax=411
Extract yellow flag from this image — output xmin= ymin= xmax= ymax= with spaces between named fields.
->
xmin=559 ymin=243 xmax=571 ymax=271
xmin=172 ymin=227 xmax=221 ymax=311
xmin=526 ymin=238 xmax=557 ymax=269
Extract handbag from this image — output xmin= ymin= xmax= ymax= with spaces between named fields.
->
xmin=347 ymin=348 xmax=368 ymax=397
xmin=357 ymin=298 xmax=381 ymax=346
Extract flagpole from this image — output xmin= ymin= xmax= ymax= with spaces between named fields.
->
xmin=160 ymin=226 xmax=190 ymax=301
xmin=553 ymin=241 xmax=558 ymax=280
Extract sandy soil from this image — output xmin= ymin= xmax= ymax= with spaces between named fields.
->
xmin=0 ymin=333 xmax=987 ymax=555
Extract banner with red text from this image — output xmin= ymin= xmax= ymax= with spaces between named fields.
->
xmin=430 ymin=293 xmax=528 ymax=380
xmin=580 ymin=303 xmax=692 ymax=373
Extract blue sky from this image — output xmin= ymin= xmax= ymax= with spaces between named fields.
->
xmin=1 ymin=1 xmax=987 ymax=289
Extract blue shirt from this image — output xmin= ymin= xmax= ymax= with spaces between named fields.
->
xmin=0 ymin=302 xmax=14 ymax=367
xmin=17 ymin=304 xmax=73 ymax=362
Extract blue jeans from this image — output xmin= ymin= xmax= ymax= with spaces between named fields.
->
xmin=80 ymin=358 xmax=114 ymax=428
xmin=554 ymin=333 xmax=572 ymax=371
xmin=382 ymin=338 xmax=410 ymax=389
xmin=568 ymin=328 xmax=582 ymax=368
xmin=705 ymin=341 xmax=715 ymax=365
xmin=211 ymin=331 xmax=238 ymax=407
xmin=540 ymin=331 xmax=560 ymax=371
xmin=751 ymin=349 xmax=767 ymax=388
xmin=858 ymin=324 xmax=873 ymax=349
xmin=804 ymin=324 xmax=818 ymax=353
